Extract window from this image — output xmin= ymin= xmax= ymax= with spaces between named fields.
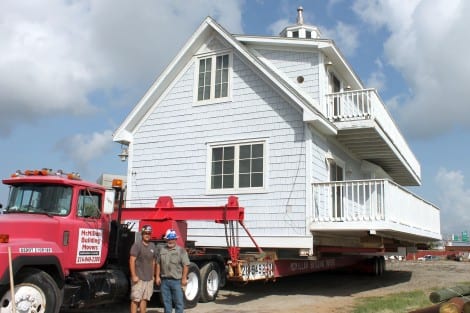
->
xmin=6 ymin=184 xmax=72 ymax=216
xmin=210 ymin=142 xmax=265 ymax=191
xmin=197 ymin=53 xmax=230 ymax=102
xmin=77 ymin=189 xmax=101 ymax=218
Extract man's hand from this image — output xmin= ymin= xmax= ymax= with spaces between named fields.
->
xmin=181 ymin=277 xmax=188 ymax=286
xmin=156 ymin=277 xmax=161 ymax=286
xmin=131 ymin=275 xmax=139 ymax=284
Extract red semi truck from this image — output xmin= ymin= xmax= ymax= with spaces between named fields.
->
xmin=0 ymin=169 xmax=385 ymax=313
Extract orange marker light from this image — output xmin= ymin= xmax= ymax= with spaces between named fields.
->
xmin=0 ymin=234 xmax=9 ymax=243
xmin=112 ymin=179 xmax=123 ymax=189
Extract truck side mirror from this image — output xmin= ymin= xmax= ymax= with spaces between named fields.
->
xmin=103 ymin=189 xmax=115 ymax=214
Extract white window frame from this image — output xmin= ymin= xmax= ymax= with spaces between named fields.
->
xmin=206 ymin=140 xmax=267 ymax=194
xmin=194 ymin=51 xmax=232 ymax=105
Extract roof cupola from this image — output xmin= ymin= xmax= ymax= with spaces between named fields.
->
xmin=280 ymin=6 xmax=321 ymax=39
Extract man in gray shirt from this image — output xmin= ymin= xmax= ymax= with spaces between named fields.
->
xmin=129 ymin=225 xmax=156 ymax=313
xmin=155 ymin=229 xmax=189 ymax=313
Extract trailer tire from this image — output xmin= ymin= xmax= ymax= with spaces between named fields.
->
xmin=379 ymin=256 xmax=385 ymax=275
xmin=372 ymin=256 xmax=385 ymax=276
xmin=184 ymin=262 xmax=201 ymax=309
xmin=0 ymin=268 xmax=61 ymax=313
xmin=199 ymin=262 xmax=220 ymax=303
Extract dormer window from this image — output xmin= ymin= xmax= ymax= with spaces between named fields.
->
xmin=196 ymin=53 xmax=231 ymax=103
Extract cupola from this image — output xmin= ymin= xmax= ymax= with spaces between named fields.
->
xmin=279 ymin=6 xmax=321 ymax=39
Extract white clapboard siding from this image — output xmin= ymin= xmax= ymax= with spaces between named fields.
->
xmin=128 ymin=51 xmax=312 ymax=247
xmin=256 ymin=49 xmax=320 ymax=99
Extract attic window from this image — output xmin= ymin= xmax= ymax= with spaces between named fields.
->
xmin=306 ymin=31 xmax=312 ymax=39
xmin=196 ymin=53 xmax=231 ymax=102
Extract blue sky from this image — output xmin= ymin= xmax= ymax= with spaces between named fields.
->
xmin=1 ymin=0 xmax=469 ymax=238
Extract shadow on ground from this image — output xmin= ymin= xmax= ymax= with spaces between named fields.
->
xmin=212 ymin=268 xmax=412 ymax=305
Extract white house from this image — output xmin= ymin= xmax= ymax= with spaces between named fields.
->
xmin=113 ymin=8 xmax=441 ymax=255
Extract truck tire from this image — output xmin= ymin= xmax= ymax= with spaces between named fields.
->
xmin=199 ymin=262 xmax=220 ymax=302
xmin=184 ymin=262 xmax=200 ymax=309
xmin=0 ymin=268 xmax=61 ymax=313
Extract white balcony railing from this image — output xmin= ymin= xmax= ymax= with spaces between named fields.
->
xmin=312 ymin=179 xmax=441 ymax=236
xmin=325 ymin=89 xmax=420 ymax=178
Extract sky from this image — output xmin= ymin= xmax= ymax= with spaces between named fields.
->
xmin=1 ymin=0 xmax=469 ymax=239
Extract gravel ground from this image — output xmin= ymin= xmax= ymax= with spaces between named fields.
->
xmin=84 ymin=260 xmax=470 ymax=313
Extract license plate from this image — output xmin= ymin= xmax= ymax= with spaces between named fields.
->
xmin=240 ymin=261 xmax=275 ymax=281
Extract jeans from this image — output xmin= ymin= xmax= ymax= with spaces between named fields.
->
xmin=161 ymin=278 xmax=184 ymax=313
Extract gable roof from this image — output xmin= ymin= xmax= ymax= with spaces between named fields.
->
xmin=113 ymin=16 xmax=337 ymax=144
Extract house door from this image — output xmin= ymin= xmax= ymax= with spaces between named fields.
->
xmin=329 ymin=73 xmax=341 ymax=116
xmin=329 ymin=162 xmax=344 ymax=220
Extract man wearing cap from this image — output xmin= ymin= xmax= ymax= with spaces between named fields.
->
xmin=155 ymin=229 xmax=190 ymax=313
xmin=129 ymin=225 xmax=156 ymax=313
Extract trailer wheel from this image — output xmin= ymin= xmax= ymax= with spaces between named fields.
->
xmin=0 ymin=268 xmax=61 ymax=313
xmin=184 ymin=262 xmax=201 ymax=309
xmin=379 ymin=256 xmax=385 ymax=275
xmin=199 ymin=262 xmax=220 ymax=302
xmin=372 ymin=257 xmax=385 ymax=276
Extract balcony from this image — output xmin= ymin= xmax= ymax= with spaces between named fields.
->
xmin=325 ymin=89 xmax=420 ymax=186
xmin=311 ymin=179 xmax=441 ymax=242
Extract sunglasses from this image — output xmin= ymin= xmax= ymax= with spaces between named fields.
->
xmin=143 ymin=232 xmax=152 ymax=235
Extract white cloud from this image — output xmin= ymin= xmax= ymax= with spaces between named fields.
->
xmin=56 ymin=129 xmax=114 ymax=170
xmin=267 ymin=18 xmax=289 ymax=36
xmin=353 ymin=0 xmax=470 ymax=138
xmin=322 ymin=21 xmax=359 ymax=57
xmin=0 ymin=0 xmax=243 ymax=136
xmin=435 ymin=168 xmax=470 ymax=236
xmin=366 ymin=58 xmax=386 ymax=91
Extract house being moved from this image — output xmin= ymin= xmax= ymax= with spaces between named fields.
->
xmin=113 ymin=7 xmax=441 ymax=256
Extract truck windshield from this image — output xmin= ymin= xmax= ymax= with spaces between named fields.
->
xmin=6 ymin=183 xmax=73 ymax=216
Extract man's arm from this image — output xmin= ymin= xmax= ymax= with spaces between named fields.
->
xmin=129 ymin=255 xmax=138 ymax=283
xmin=181 ymin=264 xmax=189 ymax=286
xmin=155 ymin=262 xmax=161 ymax=286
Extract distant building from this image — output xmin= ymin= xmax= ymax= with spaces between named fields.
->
xmin=96 ymin=173 xmax=127 ymax=189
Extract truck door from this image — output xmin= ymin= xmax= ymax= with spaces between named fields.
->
xmin=63 ymin=188 xmax=109 ymax=269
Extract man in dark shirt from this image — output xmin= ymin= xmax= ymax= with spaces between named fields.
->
xmin=155 ymin=229 xmax=190 ymax=313
xmin=129 ymin=225 xmax=156 ymax=313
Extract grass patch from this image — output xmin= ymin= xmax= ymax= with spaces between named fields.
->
xmin=352 ymin=290 xmax=432 ymax=313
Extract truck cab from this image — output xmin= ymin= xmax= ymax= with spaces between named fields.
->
xmin=0 ymin=169 xmax=125 ymax=313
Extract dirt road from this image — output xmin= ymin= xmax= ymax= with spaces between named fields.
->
xmin=87 ymin=260 xmax=470 ymax=313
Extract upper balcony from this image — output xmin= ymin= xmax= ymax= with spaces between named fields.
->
xmin=311 ymin=179 xmax=441 ymax=243
xmin=325 ymin=89 xmax=420 ymax=186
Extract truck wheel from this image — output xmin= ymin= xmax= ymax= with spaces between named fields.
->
xmin=0 ymin=268 xmax=61 ymax=313
xmin=199 ymin=262 xmax=220 ymax=302
xmin=184 ymin=262 xmax=200 ymax=309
